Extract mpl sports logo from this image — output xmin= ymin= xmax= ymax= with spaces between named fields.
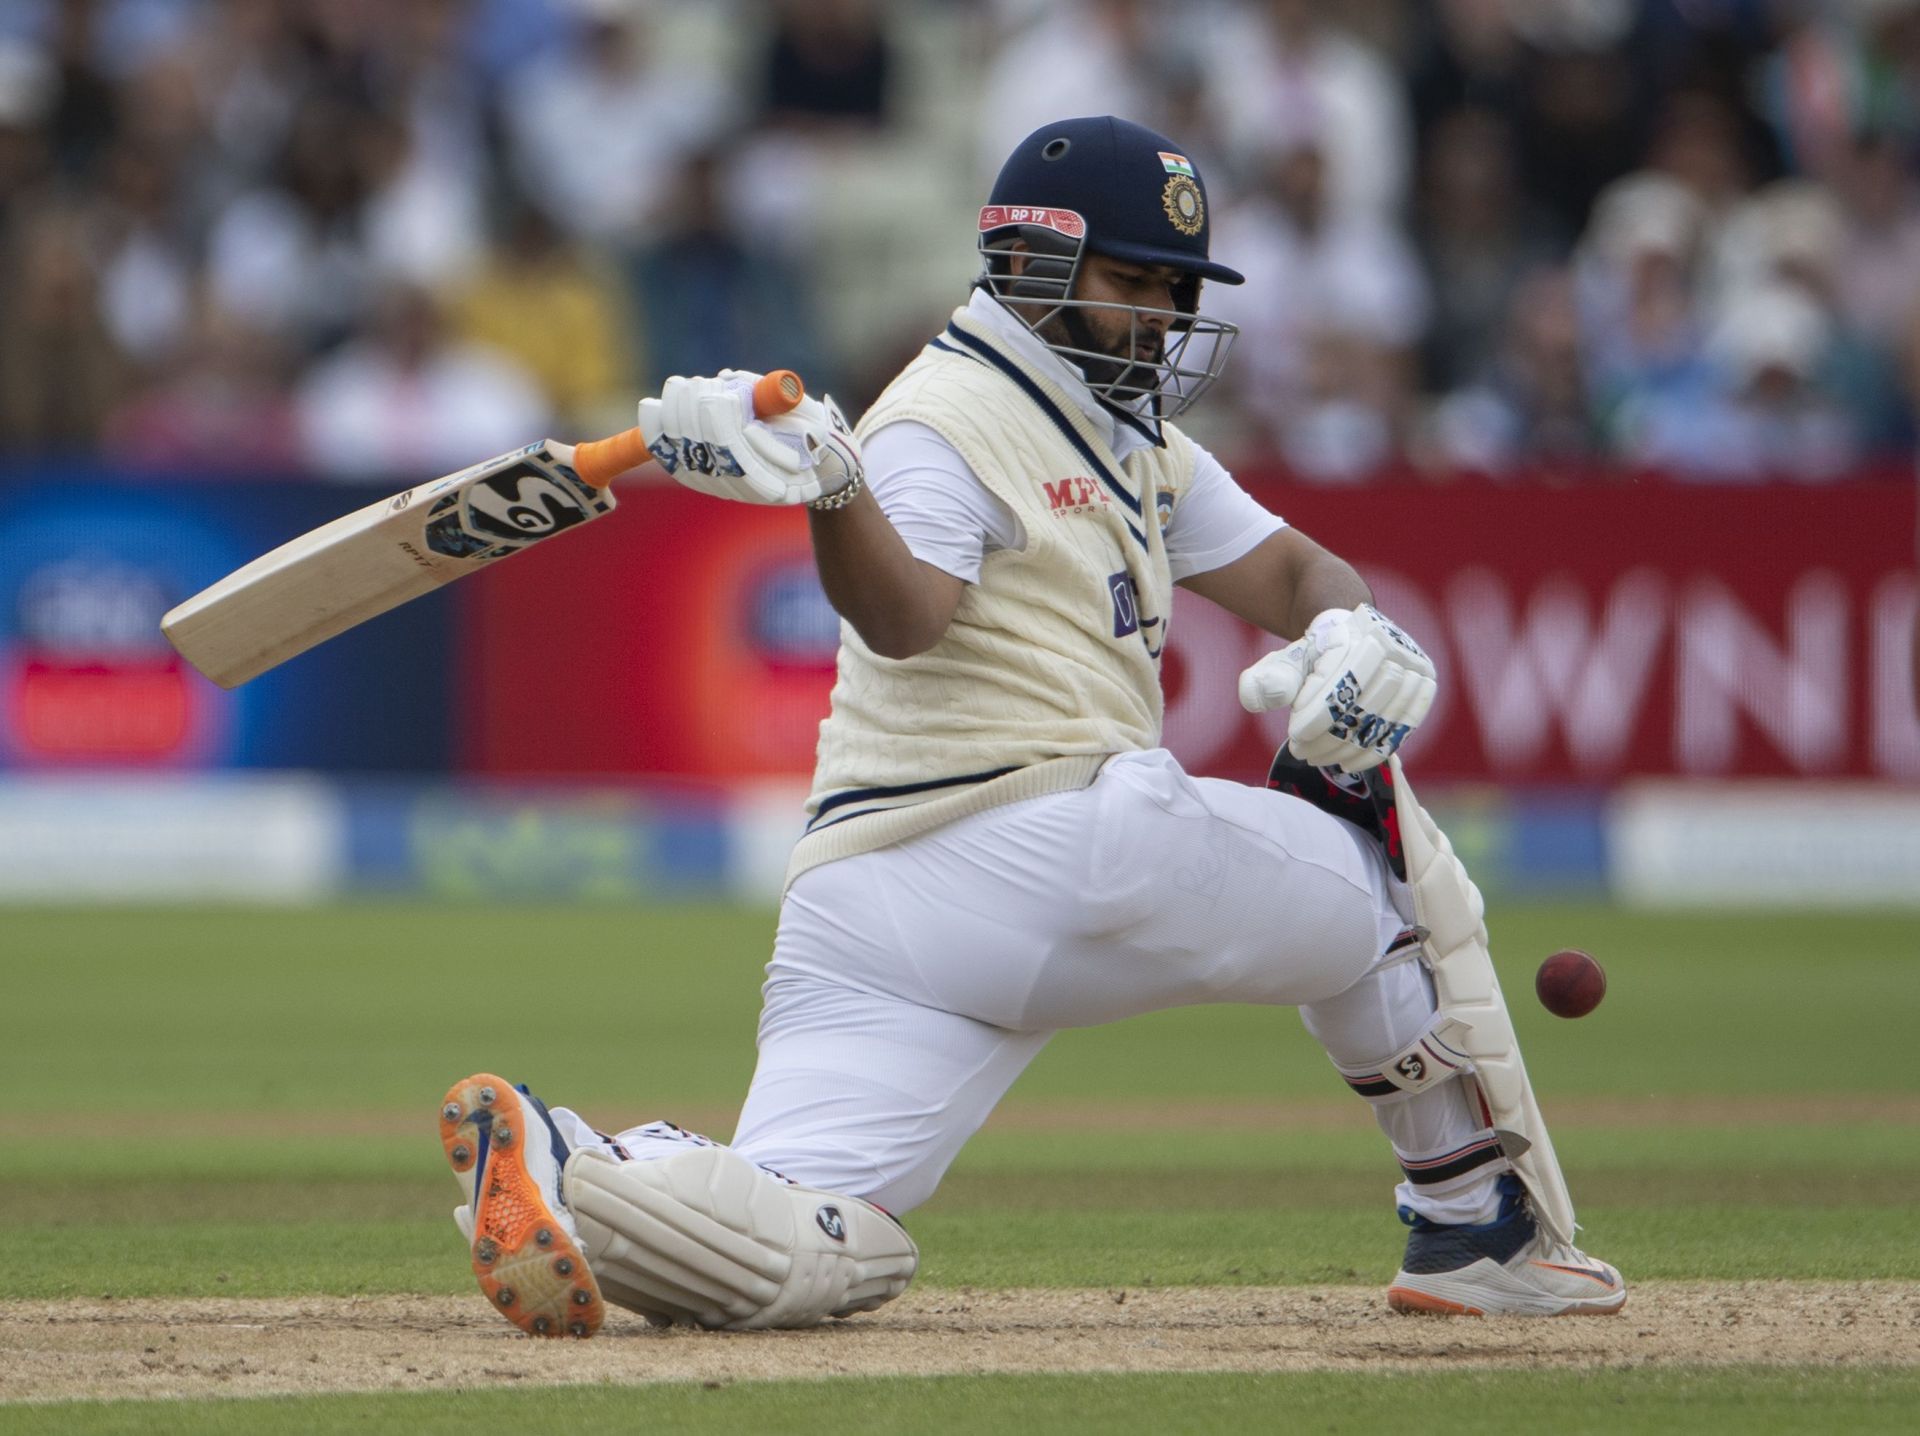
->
xmin=1043 ymin=475 xmax=1108 ymax=517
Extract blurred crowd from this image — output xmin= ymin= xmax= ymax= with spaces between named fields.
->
xmin=3 ymin=0 xmax=1920 ymax=484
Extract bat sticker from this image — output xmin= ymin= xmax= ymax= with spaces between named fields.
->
xmin=424 ymin=464 xmax=611 ymax=559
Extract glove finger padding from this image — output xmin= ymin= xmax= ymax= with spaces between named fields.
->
xmin=640 ymin=372 xmax=859 ymax=507
xmin=693 ymin=388 xmax=792 ymax=504
xmin=1240 ymin=606 xmax=1361 ymax=714
xmin=737 ymin=394 xmax=864 ymax=506
xmin=1270 ymin=605 xmax=1437 ymax=773
xmin=1296 ymin=664 xmax=1419 ymax=773
xmin=1237 ymin=640 xmax=1314 ymax=713
xmin=643 ymin=377 xmax=761 ymax=503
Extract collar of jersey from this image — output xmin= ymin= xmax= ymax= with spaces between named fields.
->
xmin=964 ymin=290 xmax=1158 ymax=467
xmin=939 ymin=307 xmax=1150 ymax=550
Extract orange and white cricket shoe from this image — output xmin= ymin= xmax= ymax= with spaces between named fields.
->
xmin=1387 ymin=1176 xmax=1626 ymax=1317
xmin=439 ymin=1073 xmax=605 ymax=1338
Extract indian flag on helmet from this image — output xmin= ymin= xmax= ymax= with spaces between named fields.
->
xmin=1158 ymin=152 xmax=1195 ymax=177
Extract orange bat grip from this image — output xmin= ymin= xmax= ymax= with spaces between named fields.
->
xmin=570 ymin=369 xmax=807 ymax=489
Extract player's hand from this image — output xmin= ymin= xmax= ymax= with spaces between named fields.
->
xmin=1237 ymin=605 xmax=1437 ymax=773
xmin=637 ymin=370 xmax=863 ymax=506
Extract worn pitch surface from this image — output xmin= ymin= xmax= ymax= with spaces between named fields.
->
xmin=4 ymin=1283 xmax=1917 ymax=1403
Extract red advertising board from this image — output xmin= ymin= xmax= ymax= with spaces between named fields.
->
xmin=462 ymin=476 xmax=1920 ymax=785
xmin=460 ymin=487 xmax=836 ymax=781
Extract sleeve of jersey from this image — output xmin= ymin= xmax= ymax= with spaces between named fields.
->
xmin=1163 ymin=442 xmax=1288 ymax=583
xmin=862 ymin=420 xmax=1025 ymax=585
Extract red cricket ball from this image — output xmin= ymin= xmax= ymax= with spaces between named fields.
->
xmin=1535 ymin=948 xmax=1607 ymax=1019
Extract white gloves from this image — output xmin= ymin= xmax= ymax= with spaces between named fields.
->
xmin=1238 ymin=605 xmax=1437 ymax=773
xmin=638 ymin=369 xmax=863 ymax=506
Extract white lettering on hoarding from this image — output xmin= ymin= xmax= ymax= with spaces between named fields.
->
xmin=1446 ymin=568 xmax=1667 ymax=774
xmin=1870 ymin=574 xmax=1920 ymax=780
xmin=1163 ymin=563 xmax=1914 ymax=781
xmin=1675 ymin=572 xmax=1848 ymax=774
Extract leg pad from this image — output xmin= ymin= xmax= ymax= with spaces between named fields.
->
xmin=1385 ymin=756 xmax=1579 ymax=1245
xmin=564 ymin=1145 xmax=918 ymax=1330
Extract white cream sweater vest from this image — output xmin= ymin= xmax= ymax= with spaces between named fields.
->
xmin=786 ymin=306 xmax=1198 ymax=886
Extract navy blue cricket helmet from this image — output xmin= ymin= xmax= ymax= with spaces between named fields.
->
xmin=978 ymin=116 xmax=1241 ymax=420
xmin=987 ymin=115 xmax=1244 ymax=285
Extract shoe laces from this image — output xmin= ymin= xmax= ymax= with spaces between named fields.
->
xmin=1529 ymin=1232 xmax=1601 ymax=1268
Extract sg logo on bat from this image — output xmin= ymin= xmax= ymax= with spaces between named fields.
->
xmin=465 ymin=471 xmax=598 ymax=540
xmin=425 ymin=462 xmax=611 ymax=561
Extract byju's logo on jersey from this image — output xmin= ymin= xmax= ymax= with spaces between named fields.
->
xmin=1108 ymin=571 xmax=1139 ymax=638
xmin=1108 ymin=571 xmax=1165 ymax=658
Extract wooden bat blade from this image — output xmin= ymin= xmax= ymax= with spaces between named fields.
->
xmin=161 ymin=443 xmax=615 ymax=687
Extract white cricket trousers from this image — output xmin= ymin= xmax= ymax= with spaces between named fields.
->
xmin=710 ymin=750 xmax=1503 ymax=1226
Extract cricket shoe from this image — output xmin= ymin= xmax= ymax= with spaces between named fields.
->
xmin=1387 ymin=1175 xmax=1626 ymax=1317
xmin=439 ymin=1073 xmax=606 ymax=1338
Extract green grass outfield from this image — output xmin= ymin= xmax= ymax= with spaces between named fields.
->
xmin=3 ymin=902 xmax=1915 ymax=1432
xmin=11 ymin=1369 xmax=1920 ymax=1436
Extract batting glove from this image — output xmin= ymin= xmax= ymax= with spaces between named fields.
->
xmin=638 ymin=369 xmax=863 ymax=506
xmin=1238 ymin=605 xmax=1437 ymax=773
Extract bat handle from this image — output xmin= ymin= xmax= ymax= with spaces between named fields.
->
xmin=753 ymin=369 xmax=805 ymax=415
xmin=570 ymin=369 xmax=807 ymax=489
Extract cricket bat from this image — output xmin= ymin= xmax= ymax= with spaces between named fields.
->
xmin=162 ymin=370 xmax=806 ymax=688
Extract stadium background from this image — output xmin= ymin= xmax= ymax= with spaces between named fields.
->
xmin=0 ymin=0 xmax=1915 ymax=908
xmin=4 ymin=9 xmax=1919 ymax=1426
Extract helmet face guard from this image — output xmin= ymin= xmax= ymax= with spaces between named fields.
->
xmin=977 ymin=205 xmax=1237 ymax=423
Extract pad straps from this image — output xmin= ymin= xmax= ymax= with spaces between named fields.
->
xmin=1331 ymin=1014 xmax=1475 ymax=1104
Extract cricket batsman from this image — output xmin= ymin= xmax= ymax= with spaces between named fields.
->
xmin=438 ymin=116 xmax=1626 ymax=1336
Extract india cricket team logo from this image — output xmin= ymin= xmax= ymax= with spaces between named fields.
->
xmin=1159 ymin=153 xmax=1203 ymax=237
xmin=1162 ymin=176 xmax=1203 ymax=236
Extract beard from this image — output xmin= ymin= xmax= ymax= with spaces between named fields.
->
xmin=1046 ymin=306 xmax=1166 ymax=407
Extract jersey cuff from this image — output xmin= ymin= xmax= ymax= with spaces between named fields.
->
xmin=1168 ymin=515 xmax=1287 ymax=583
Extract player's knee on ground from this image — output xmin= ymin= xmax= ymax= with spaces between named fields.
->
xmin=564 ymin=1145 xmax=918 ymax=1330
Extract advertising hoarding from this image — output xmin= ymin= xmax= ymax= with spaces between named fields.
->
xmin=464 ymin=476 xmax=1920 ymax=785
